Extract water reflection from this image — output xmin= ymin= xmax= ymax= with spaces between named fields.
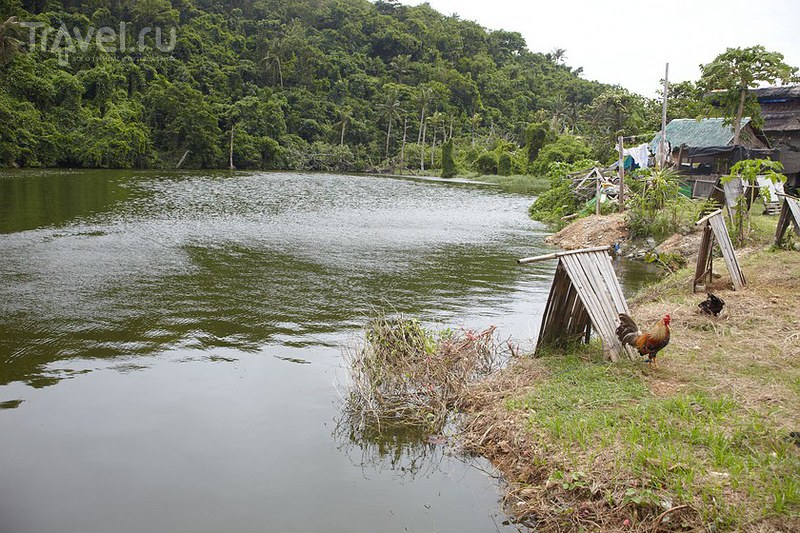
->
xmin=333 ymin=416 xmax=451 ymax=480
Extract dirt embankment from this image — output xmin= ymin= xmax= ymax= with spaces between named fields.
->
xmin=545 ymin=213 xmax=629 ymax=250
xmin=546 ymin=213 xmax=705 ymax=265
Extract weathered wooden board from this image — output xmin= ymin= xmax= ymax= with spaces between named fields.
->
xmin=709 ymin=213 xmax=746 ymax=290
xmin=694 ymin=210 xmax=745 ymax=291
xmin=693 ymin=224 xmax=714 ymax=292
xmin=775 ymin=195 xmax=800 ymax=245
xmin=527 ymin=247 xmax=633 ymax=362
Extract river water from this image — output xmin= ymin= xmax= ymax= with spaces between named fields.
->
xmin=0 ymin=170 xmax=658 ymax=533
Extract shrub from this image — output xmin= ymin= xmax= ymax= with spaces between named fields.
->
xmin=527 ymin=161 xmax=590 ymax=223
xmin=498 ymin=152 xmax=512 ymax=176
xmin=525 ymin=121 xmax=555 ymax=169
xmin=474 ymin=151 xmax=498 ymax=174
xmin=626 ymin=168 xmax=691 ymax=240
xmin=441 ymin=139 xmax=456 ymax=178
xmin=530 ymin=134 xmax=592 ymax=176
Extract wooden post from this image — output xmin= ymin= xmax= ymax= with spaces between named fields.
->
xmin=658 ymin=63 xmax=669 ymax=169
xmin=618 ymin=135 xmax=625 ymax=213
xmin=595 ymin=168 xmax=602 ymax=216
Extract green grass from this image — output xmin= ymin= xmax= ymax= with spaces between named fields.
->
xmin=505 ymin=350 xmax=800 ymax=527
xmin=466 ymin=173 xmax=550 ymax=195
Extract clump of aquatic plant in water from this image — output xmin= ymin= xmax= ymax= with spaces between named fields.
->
xmin=341 ymin=314 xmax=501 ymax=436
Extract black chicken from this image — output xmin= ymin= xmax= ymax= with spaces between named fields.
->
xmin=698 ymin=293 xmax=725 ymax=316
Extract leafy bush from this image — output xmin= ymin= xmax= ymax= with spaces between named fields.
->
xmin=626 ymin=168 xmax=691 ymax=240
xmin=525 ymin=121 xmax=555 ymax=170
xmin=497 ymin=151 xmax=512 ymax=176
xmin=529 ymin=134 xmax=592 ymax=176
xmin=527 ymin=161 xmax=593 ymax=223
xmin=441 ymin=138 xmax=456 ymax=178
xmin=474 ymin=151 xmax=498 ymax=174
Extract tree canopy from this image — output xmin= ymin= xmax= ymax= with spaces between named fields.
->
xmin=699 ymin=46 xmax=798 ymax=143
xmin=0 ymin=0 xmax=648 ymax=172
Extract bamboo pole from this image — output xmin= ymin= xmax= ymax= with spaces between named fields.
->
xmin=695 ymin=209 xmax=723 ymax=227
xmin=618 ymin=135 xmax=625 ymax=213
xmin=658 ymin=63 xmax=669 ymax=169
xmin=518 ymin=246 xmax=612 ymax=264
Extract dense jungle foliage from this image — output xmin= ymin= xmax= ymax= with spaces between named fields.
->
xmin=0 ymin=0 xmax=664 ymax=171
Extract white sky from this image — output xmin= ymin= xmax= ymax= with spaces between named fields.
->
xmin=401 ymin=0 xmax=800 ymax=97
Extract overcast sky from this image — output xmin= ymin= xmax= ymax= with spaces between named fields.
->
xmin=401 ymin=0 xmax=800 ymax=97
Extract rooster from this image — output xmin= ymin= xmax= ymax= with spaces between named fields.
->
xmin=616 ymin=313 xmax=671 ymax=369
xmin=698 ymin=293 xmax=725 ymax=317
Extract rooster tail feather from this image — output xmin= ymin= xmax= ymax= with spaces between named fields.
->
xmin=616 ymin=313 xmax=640 ymax=346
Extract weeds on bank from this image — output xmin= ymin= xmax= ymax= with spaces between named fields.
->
xmin=341 ymin=313 xmax=502 ymax=436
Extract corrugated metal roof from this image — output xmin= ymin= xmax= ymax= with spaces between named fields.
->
xmin=650 ymin=118 xmax=750 ymax=152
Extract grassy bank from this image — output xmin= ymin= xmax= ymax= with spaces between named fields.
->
xmin=465 ymin=173 xmax=551 ymax=195
xmin=461 ymin=248 xmax=800 ymax=531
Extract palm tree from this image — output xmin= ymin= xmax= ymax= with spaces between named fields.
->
xmin=428 ymin=111 xmax=444 ymax=167
xmin=414 ymin=86 xmax=434 ymax=171
xmin=389 ymin=54 xmax=411 ymax=84
xmin=334 ymin=106 xmax=352 ymax=147
xmin=548 ymin=96 xmax=570 ymax=134
xmin=469 ymin=112 xmax=481 ymax=147
xmin=550 ymin=47 xmax=567 ymax=65
xmin=260 ymin=49 xmax=283 ymax=88
xmin=0 ymin=17 xmax=24 ymax=65
xmin=399 ymin=116 xmax=408 ymax=174
xmin=378 ymin=92 xmax=403 ymax=159
xmin=590 ymin=88 xmax=634 ymax=136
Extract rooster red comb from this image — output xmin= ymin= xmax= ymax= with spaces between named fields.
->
xmin=663 ymin=314 xmax=671 ymax=325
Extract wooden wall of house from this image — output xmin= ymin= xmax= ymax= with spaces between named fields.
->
xmin=766 ymin=132 xmax=800 ymax=174
xmin=739 ymin=124 xmax=770 ymax=149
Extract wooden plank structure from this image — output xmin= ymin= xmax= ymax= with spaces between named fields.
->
xmin=518 ymin=246 xmax=637 ymax=362
xmin=693 ymin=209 xmax=746 ymax=292
xmin=775 ymin=193 xmax=800 ymax=245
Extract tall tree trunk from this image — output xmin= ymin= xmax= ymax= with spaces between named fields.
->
xmin=449 ymin=116 xmax=454 ymax=141
xmin=431 ymin=124 xmax=436 ymax=168
xmin=400 ymin=117 xmax=407 ymax=175
xmin=431 ymin=128 xmax=436 ymax=167
xmin=340 ymin=119 xmax=346 ymax=147
xmin=417 ymin=108 xmax=425 ymax=144
xmin=229 ymin=124 xmax=236 ymax=170
xmin=420 ymin=120 xmax=427 ymax=171
xmin=733 ymin=87 xmax=746 ymax=144
xmin=385 ymin=119 xmax=392 ymax=159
